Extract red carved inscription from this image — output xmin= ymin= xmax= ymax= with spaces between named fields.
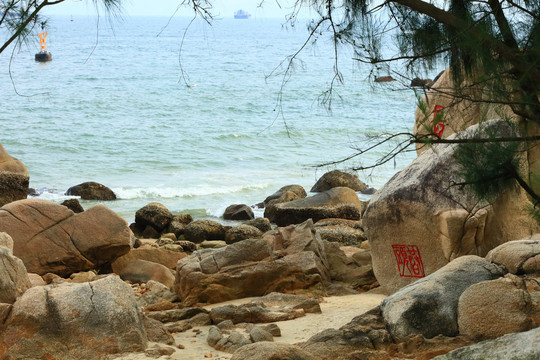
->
xmin=392 ymin=244 xmax=425 ymax=278
xmin=430 ymin=105 xmax=445 ymax=137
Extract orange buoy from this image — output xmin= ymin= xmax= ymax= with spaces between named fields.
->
xmin=35 ymin=32 xmax=52 ymax=62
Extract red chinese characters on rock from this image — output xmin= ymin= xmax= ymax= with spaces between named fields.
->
xmin=392 ymin=244 xmax=426 ymax=278
xmin=430 ymin=105 xmax=445 ymax=137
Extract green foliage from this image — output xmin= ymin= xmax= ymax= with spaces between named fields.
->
xmin=453 ymin=121 xmax=521 ymax=202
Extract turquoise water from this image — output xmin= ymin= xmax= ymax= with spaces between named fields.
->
xmin=0 ymin=15 xmax=417 ymax=222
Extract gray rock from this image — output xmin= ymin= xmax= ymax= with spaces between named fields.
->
xmin=381 ymin=255 xmax=505 ymax=340
xmin=232 ymin=342 xmax=317 ymax=360
xmin=143 ymin=315 xmax=175 ymax=345
xmin=310 ymin=170 xmax=368 ymax=192
xmin=207 ymin=325 xmax=224 ymax=347
xmin=216 ymin=331 xmax=252 ymax=352
xmin=250 ymin=326 xmax=274 ymax=342
xmin=432 ymin=327 xmax=540 ymax=360
xmin=261 ymin=323 xmax=281 ymax=337
xmin=145 ymin=307 xmax=208 ymax=323
xmin=0 ymin=247 xmax=31 ymax=304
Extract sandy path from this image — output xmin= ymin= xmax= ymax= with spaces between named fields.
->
xmin=168 ymin=290 xmax=388 ymax=360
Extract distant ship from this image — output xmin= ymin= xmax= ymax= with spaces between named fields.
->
xmin=234 ymin=9 xmax=251 ymax=19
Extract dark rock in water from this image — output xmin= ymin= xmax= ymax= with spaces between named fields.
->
xmin=374 ymin=75 xmax=395 ymax=82
xmin=360 ymin=187 xmax=377 ymax=195
xmin=135 ymin=202 xmax=173 ymax=233
xmin=0 ymin=171 xmax=28 ymax=207
xmin=27 ymin=188 xmax=38 ymax=196
xmin=223 ymin=204 xmax=254 ymax=220
xmin=184 ymin=219 xmax=226 ymax=243
xmin=61 ymin=198 xmax=84 ymax=213
xmin=166 ymin=213 xmax=193 ymax=238
xmin=263 ymin=185 xmax=307 ymax=206
xmin=311 ymin=170 xmax=368 ymax=193
xmin=269 ymin=187 xmax=363 ymax=227
xmin=65 ymin=181 xmax=116 ymax=200
xmin=410 ymin=77 xmax=433 ymax=88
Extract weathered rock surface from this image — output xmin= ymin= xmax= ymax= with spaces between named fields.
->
xmin=269 ymin=187 xmax=363 ymax=227
xmin=263 ymin=185 xmax=307 ymax=206
xmin=0 ymin=171 xmax=28 ymax=207
xmin=118 ymin=259 xmax=175 ymax=288
xmin=380 ymin=256 xmax=505 ymax=340
xmin=310 ymin=170 xmax=368 ymax=192
xmin=0 ymin=275 xmax=148 ymax=359
xmin=142 ymin=316 xmax=175 ymax=345
xmin=184 ymin=219 xmax=226 ymax=243
xmin=225 ymin=224 xmax=263 ymax=244
xmin=174 ymin=220 xmax=329 ymax=305
xmin=0 ymin=199 xmax=131 ymax=276
xmin=61 ymin=198 xmax=84 ymax=213
xmin=166 ymin=213 xmax=193 ymax=239
xmin=134 ymin=202 xmax=173 ymax=233
xmin=457 ymin=275 xmax=537 ymax=340
xmin=323 ymin=241 xmax=376 ymax=288
xmin=0 ymin=232 xmax=13 ymax=251
xmin=111 ymin=246 xmax=187 ymax=272
xmin=364 ymin=120 xmax=538 ymax=293
xmin=314 ymin=218 xmax=366 ymax=245
xmin=0 ymin=144 xmax=28 ymax=176
xmin=246 ymin=217 xmax=272 ymax=233
xmin=486 ymin=239 xmax=540 ymax=274
xmin=65 ymin=181 xmax=117 ymax=200
xmin=0 ymin=247 xmax=31 ymax=304
xmin=224 ymin=204 xmax=255 ymax=220
xmin=432 ymin=327 xmax=540 ymax=360
xmin=232 ymin=342 xmax=317 ymax=360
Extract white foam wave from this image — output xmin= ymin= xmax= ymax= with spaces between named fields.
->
xmin=112 ymin=183 xmax=270 ymax=200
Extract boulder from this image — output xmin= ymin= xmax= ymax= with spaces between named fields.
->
xmin=0 ymin=171 xmax=28 ymax=207
xmin=263 ymin=185 xmax=307 ymax=206
xmin=374 ymin=75 xmax=395 ymax=82
xmin=380 ymin=256 xmax=505 ymax=340
xmin=65 ymin=181 xmax=117 ymax=200
xmin=486 ymin=239 xmax=540 ymax=274
xmin=246 ymin=217 xmax=272 ymax=233
xmin=457 ymin=275 xmax=536 ymax=340
xmin=61 ymin=198 xmax=84 ymax=213
xmin=0 ymin=247 xmax=31 ymax=304
xmin=209 ymin=304 xmax=306 ymax=325
xmin=363 ymin=120 xmax=539 ymax=293
xmin=118 ymin=259 xmax=175 ymax=288
xmin=323 ymin=241 xmax=376 ymax=288
xmin=224 ymin=204 xmax=255 ymax=220
xmin=0 ymin=199 xmax=131 ymax=276
xmin=111 ymin=246 xmax=187 ymax=272
xmin=174 ymin=220 xmax=329 ymax=306
xmin=0 ymin=144 xmax=28 ymax=175
xmin=134 ymin=202 xmax=173 ymax=233
xmin=413 ymin=68 xmax=515 ymax=156
xmin=0 ymin=232 xmax=13 ymax=251
xmin=314 ymin=218 xmax=366 ymax=245
xmin=225 ymin=224 xmax=263 ymax=244
xmin=232 ymin=343 xmax=317 ymax=360
xmin=0 ymin=275 xmax=148 ymax=359
xmin=166 ymin=213 xmax=193 ymax=238
xmin=432 ymin=327 xmax=540 ymax=360
xmin=310 ymin=170 xmax=368 ymax=192
xmin=184 ymin=219 xmax=226 ymax=243
xmin=410 ymin=77 xmax=433 ymax=88
xmin=143 ymin=316 xmax=175 ymax=345
xmin=269 ymin=187 xmax=363 ymax=227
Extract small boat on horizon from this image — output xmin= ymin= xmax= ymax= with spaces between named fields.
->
xmin=234 ymin=9 xmax=251 ymax=19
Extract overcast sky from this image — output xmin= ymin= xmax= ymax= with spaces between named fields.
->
xmin=44 ymin=0 xmax=308 ymax=18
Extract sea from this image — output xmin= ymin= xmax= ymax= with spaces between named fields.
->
xmin=0 ymin=15 xmax=420 ymax=224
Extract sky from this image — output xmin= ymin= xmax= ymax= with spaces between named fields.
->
xmin=44 ymin=0 xmax=307 ymax=19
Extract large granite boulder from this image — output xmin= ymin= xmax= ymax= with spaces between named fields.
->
xmin=174 ymin=220 xmax=329 ymax=306
xmin=432 ymin=327 xmax=540 ymax=360
xmin=268 ymin=187 xmax=363 ymax=227
xmin=364 ymin=120 xmax=539 ymax=293
xmin=65 ymin=181 xmax=117 ymax=200
xmin=0 ymin=144 xmax=28 ymax=176
xmin=263 ymin=185 xmax=307 ymax=206
xmin=0 ymin=171 xmax=28 ymax=207
xmin=0 ymin=199 xmax=131 ymax=276
xmin=486 ymin=238 xmax=540 ymax=274
xmin=0 ymin=275 xmax=148 ymax=359
xmin=310 ymin=170 xmax=368 ymax=192
xmin=0 ymin=246 xmax=31 ymax=304
xmin=457 ymin=275 xmax=537 ymax=340
xmin=380 ymin=256 xmax=505 ymax=340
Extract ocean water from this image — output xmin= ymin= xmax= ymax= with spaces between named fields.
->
xmin=0 ymin=15 xmax=418 ymax=223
